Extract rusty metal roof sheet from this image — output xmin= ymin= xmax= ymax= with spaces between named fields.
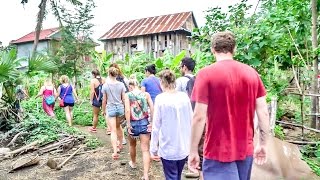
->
xmin=99 ymin=11 xmax=196 ymax=40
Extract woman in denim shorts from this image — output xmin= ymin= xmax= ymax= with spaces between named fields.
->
xmin=124 ymin=74 xmax=154 ymax=180
xmin=102 ymin=67 xmax=126 ymax=160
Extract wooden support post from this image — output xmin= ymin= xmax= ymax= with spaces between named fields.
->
xmin=270 ymin=96 xmax=277 ymax=136
xmin=301 ymin=86 xmax=305 ymax=140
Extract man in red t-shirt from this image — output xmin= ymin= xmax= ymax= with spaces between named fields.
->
xmin=188 ymin=31 xmax=270 ymax=179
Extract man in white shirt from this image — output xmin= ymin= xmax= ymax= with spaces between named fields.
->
xmin=176 ymin=57 xmax=200 ymax=178
xmin=176 ymin=57 xmax=196 ymax=94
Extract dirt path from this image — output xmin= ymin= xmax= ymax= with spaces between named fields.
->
xmin=0 ymin=126 xmax=196 ymax=180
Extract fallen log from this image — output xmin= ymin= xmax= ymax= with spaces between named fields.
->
xmin=4 ymin=140 xmax=39 ymax=158
xmin=7 ymin=132 xmax=28 ymax=147
xmin=38 ymin=138 xmax=75 ymax=155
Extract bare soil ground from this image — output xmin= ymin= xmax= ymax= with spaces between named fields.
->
xmin=0 ymin=126 xmax=195 ymax=180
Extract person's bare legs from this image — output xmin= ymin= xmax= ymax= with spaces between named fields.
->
xmin=109 ymin=116 xmax=118 ymax=159
xmin=140 ymin=134 xmax=151 ymax=180
xmin=69 ymin=106 xmax=73 ymax=125
xmin=128 ymin=135 xmax=137 ymax=167
xmin=92 ymin=106 xmax=100 ymax=128
xmin=199 ymin=172 xmax=203 ymax=180
xmin=105 ymin=113 xmax=111 ymax=134
xmin=116 ymin=116 xmax=124 ymax=148
xmin=64 ymin=106 xmax=72 ymax=126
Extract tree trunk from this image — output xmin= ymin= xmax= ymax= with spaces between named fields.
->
xmin=31 ymin=0 xmax=47 ymax=58
xmin=74 ymin=59 xmax=77 ymax=89
xmin=311 ymin=0 xmax=318 ymax=129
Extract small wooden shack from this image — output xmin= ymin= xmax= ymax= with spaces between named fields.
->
xmin=99 ymin=11 xmax=198 ymax=60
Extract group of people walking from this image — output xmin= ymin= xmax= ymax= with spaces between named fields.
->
xmin=87 ymin=61 xmax=193 ymax=180
xmin=36 ymin=75 xmax=79 ymax=126
xmin=34 ymin=31 xmax=270 ymax=180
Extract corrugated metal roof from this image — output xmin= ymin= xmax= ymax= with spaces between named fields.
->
xmin=99 ymin=11 xmax=195 ymax=40
xmin=11 ymin=27 xmax=60 ymax=44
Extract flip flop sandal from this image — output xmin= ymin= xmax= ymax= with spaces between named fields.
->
xmin=106 ymin=127 xmax=111 ymax=135
xmin=88 ymin=127 xmax=97 ymax=133
xmin=112 ymin=153 xmax=119 ymax=160
xmin=185 ymin=172 xmax=200 ymax=178
xmin=129 ymin=161 xmax=137 ymax=169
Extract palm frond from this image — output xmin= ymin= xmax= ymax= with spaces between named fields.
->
xmin=0 ymin=64 xmax=20 ymax=82
xmin=0 ymin=49 xmax=21 ymax=82
xmin=27 ymin=55 xmax=58 ymax=76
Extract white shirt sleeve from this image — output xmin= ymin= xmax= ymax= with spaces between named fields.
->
xmin=150 ymin=98 xmax=161 ymax=155
xmin=175 ymin=77 xmax=183 ymax=92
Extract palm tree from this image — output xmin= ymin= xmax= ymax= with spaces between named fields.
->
xmin=0 ymin=49 xmax=57 ymax=108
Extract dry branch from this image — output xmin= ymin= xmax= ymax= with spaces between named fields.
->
xmin=52 ymin=149 xmax=99 ymax=158
xmin=47 ymin=146 xmax=83 ymax=170
xmin=38 ymin=137 xmax=75 ymax=155
xmin=4 ymin=140 xmax=39 ymax=158
xmin=291 ymin=65 xmax=302 ymax=94
xmin=56 ymin=146 xmax=83 ymax=170
xmin=7 ymin=132 xmax=28 ymax=147
xmin=287 ymin=27 xmax=308 ymax=69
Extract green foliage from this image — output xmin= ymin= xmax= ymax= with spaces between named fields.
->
xmin=93 ymin=50 xmax=191 ymax=83
xmin=21 ymin=98 xmax=76 ymax=144
xmin=192 ymin=0 xmax=318 ymax=86
xmin=51 ymin=0 xmax=96 ymax=82
xmin=20 ymin=97 xmax=102 ymax=148
xmin=54 ymin=101 xmax=105 ymax=127
xmin=303 ymin=157 xmax=320 ymax=176
xmin=85 ymin=137 xmax=102 ymax=149
xmin=27 ymin=54 xmax=58 ymax=77
xmin=274 ymin=125 xmax=285 ymax=140
xmin=92 ymin=51 xmax=113 ymax=76
xmin=302 ymin=144 xmax=320 ymax=176
xmin=0 ymin=49 xmax=21 ymax=82
xmin=0 ymin=49 xmax=57 ymax=128
xmin=116 ymin=52 xmax=154 ymax=82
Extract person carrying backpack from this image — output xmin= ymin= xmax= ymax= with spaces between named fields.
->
xmin=89 ymin=69 xmax=105 ymax=133
xmin=176 ymin=57 xmax=196 ymax=109
xmin=176 ymin=57 xmax=205 ymax=179
xmin=36 ymin=78 xmax=57 ymax=118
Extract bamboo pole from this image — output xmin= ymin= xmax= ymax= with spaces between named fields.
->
xmin=276 ymin=121 xmax=320 ymax=133
xmin=286 ymin=140 xmax=320 ymax=145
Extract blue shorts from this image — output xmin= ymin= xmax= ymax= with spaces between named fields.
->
xmin=107 ymin=105 xmax=124 ymax=117
xmin=203 ymin=156 xmax=253 ymax=180
xmin=130 ymin=118 xmax=149 ymax=138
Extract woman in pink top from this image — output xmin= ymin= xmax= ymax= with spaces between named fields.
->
xmin=36 ymin=78 xmax=57 ymax=117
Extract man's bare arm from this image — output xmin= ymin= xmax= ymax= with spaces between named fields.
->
xmin=256 ymin=96 xmax=270 ymax=146
xmin=190 ymin=102 xmax=207 ymax=153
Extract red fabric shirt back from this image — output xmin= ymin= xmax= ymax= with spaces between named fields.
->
xmin=191 ymin=60 xmax=266 ymax=162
